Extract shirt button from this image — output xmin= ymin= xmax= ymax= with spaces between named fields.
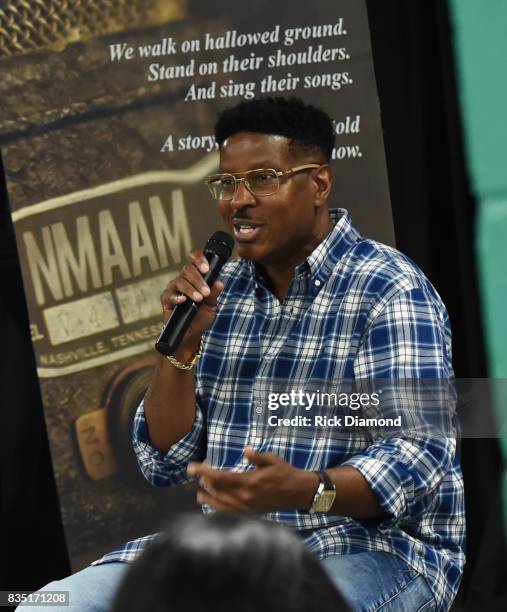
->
xmin=315 ymin=279 xmax=321 ymax=287
xmin=255 ymin=406 xmax=263 ymax=414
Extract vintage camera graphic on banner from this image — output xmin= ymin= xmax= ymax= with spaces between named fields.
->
xmin=13 ymin=153 xmax=219 ymax=484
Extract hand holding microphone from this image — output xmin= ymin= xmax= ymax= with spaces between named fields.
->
xmin=156 ymin=232 xmax=234 ymax=359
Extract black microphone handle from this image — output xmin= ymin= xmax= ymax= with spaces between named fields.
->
xmin=155 ymin=251 xmax=222 ymax=357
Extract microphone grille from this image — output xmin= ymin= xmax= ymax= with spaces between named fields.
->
xmin=206 ymin=231 xmax=234 ymax=256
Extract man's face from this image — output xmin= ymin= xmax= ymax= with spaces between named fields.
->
xmin=218 ymin=132 xmax=325 ymax=267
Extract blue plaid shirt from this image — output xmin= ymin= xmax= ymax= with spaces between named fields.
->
xmin=94 ymin=209 xmax=465 ymax=611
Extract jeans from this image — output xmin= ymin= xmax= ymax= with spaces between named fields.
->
xmin=15 ymin=564 xmax=128 ymax=612
xmin=17 ymin=550 xmax=436 ymax=612
xmin=321 ymin=551 xmax=437 ymax=611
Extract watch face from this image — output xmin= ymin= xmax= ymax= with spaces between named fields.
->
xmin=314 ymin=490 xmax=336 ymax=512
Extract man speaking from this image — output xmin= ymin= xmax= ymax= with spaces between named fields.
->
xmin=19 ymin=97 xmax=465 ymax=612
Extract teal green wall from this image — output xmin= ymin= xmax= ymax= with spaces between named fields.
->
xmin=450 ymin=1 xmax=507 ymax=199
xmin=449 ymin=0 xmax=507 ymax=516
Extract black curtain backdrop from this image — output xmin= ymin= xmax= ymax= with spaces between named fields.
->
xmin=366 ymin=1 xmax=507 ymax=610
xmin=0 ymin=155 xmax=71 ymax=599
xmin=0 ymin=1 xmax=506 ymax=610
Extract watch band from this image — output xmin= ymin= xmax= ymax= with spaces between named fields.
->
xmin=309 ymin=470 xmax=336 ymax=513
xmin=317 ymin=469 xmax=334 ymax=490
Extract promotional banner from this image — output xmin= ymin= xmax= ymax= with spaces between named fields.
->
xmin=0 ymin=0 xmax=393 ymax=568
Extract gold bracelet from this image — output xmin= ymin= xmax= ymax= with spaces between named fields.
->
xmin=165 ymin=337 xmax=204 ymax=371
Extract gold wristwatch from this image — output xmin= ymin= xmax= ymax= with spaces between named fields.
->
xmin=309 ymin=470 xmax=336 ymax=513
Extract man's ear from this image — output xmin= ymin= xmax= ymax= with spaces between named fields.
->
xmin=312 ymin=164 xmax=333 ymax=208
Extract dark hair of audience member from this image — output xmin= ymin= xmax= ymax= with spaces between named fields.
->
xmin=112 ymin=513 xmax=351 ymax=612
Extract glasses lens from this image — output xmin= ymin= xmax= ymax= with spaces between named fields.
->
xmin=247 ymin=170 xmax=279 ymax=196
xmin=208 ymin=175 xmax=236 ymax=200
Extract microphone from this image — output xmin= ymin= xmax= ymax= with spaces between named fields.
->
xmin=155 ymin=231 xmax=234 ymax=357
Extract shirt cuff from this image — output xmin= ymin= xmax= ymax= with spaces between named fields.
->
xmin=133 ymin=397 xmax=205 ymax=486
xmin=341 ymin=436 xmax=454 ymax=521
xmin=342 ymin=453 xmax=408 ymax=519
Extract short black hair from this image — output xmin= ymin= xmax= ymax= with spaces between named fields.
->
xmin=215 ymin=97 xmax=335 ymax=161
xmin=112 ymin=513 xmax=351 ymax=612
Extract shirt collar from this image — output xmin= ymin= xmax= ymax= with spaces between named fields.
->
xmin=246 ymin=208 xmax=360 ymax=287
xmin=299 ymin=208 xmax=360 ymax=281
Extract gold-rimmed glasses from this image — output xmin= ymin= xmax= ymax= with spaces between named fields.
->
xmin=204 ymin=164 xmax=322 ymax=201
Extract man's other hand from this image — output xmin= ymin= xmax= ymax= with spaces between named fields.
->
xmin=187 ymin=447 xmax=319 ymax=513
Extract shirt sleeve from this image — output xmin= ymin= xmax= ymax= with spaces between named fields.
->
xmin=132 ymin=397 xmax=206 ymax=487
xmin=342 ymin=287 xmax=457 ymax=520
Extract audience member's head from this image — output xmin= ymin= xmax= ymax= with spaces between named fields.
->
xmin=112 ymin=513 xmax=351 ymax=612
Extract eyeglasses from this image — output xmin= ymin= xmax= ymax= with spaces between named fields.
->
xmin=204 ymin=164 xmax=322 ymax=201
